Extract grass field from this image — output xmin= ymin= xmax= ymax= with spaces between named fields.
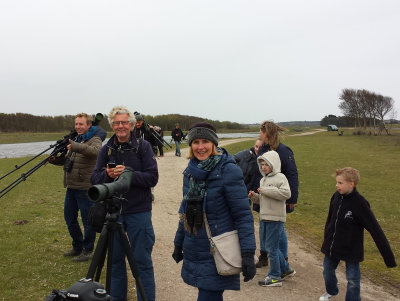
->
xmin=0 ymin=130 xmax=399 ymax=300
xmin=225 ymin=130 xmax=400 ymax=291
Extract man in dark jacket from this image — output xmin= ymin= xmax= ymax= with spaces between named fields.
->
xmin=91 ymin=106 xmax=158 ymax=301
xmin=171 ymin=123 xmax=185 ymax=156
xmin=134 ymin=114 xmax=159 ymax=155
xmin=50 ymin=113 xmax=106 ymax=262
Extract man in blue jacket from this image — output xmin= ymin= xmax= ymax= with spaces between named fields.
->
xmin=91 ymin=106 xmax=159 ymax=301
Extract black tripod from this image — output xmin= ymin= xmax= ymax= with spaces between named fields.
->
xmin=86 ymin=196 xmax=148 ymax=301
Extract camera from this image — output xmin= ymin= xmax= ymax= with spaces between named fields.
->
xmin=107 ymin=162 xmax=117 ymax=168
xmin=45 ymin=278 xmax=110 ymax=301
xmin=63 ymin=158 xmax=74 ymax=173
xmin=186 ymin=197 xmax=204 ymax=230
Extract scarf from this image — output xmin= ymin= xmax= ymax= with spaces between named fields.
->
xmin=76 ymin=126 xmax=97 ymax=143
xmin=181 ymin=154 xmax=222 ymax=234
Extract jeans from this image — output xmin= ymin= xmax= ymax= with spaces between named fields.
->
xmin=198 ymin=289 xmax=224 ymax=301
xmin=110 ymin=212 xmax=155 ymax=301
xmin=64 ymin=188 xmax=96 ymax=252
xmin=280 ymin=223 xmax=288 ymax=259
xmin=262 ymin=221 xmax=289 ymax=279
xmin=323 ymin=255 xmax=361 ymax=301
xmin=174 ymin=140 xmax=181 ymax=155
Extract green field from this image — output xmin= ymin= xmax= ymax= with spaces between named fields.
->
xmin=225 ymin=130 xmax=400 ymax=291
xmin=0 ymin=130 xmax=399 ymax=300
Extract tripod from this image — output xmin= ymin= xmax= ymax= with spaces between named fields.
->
xmin=86 ymin=196 xmax=148 ymax=301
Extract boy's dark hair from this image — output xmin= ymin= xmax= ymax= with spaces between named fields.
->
xmin=336 ymin=167 xmax=360 ymax=186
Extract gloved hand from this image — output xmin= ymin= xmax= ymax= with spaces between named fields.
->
xmin=172 ymin=245 xmax=183 ymax=263
xmin=242 ymin=253 xmax=256 ymax=282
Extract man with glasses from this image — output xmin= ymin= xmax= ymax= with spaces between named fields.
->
xmin=91 ymin=106 xmax=159 ymax=301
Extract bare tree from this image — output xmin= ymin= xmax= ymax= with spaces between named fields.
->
xmin=375 ymin=95 xmax=394 ymax=135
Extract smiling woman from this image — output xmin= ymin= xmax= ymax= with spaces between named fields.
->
xmin=172 ymin=121 xmax=257 ymax=301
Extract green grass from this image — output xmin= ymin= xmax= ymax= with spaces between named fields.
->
xmin=224 ymin=131 xmax=400 ymax=291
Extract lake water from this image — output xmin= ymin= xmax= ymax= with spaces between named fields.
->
xmin=0 ymin=133 xmax=259 ymax=159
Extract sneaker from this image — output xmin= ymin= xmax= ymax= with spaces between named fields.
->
xmin=281 ymin=267 xmax=296 ymax=280
xmin=72 ymin=250 xmax=93 ymax=262
xmin=319 ymin=292 xmax=334 ymax=300
xmin=258 ymin=276 xmax=282 ymax=287
xmin=63 ymin=249 xmax=82 ymax=257
xmin=256 ymin=252 xmax=268 ymax=268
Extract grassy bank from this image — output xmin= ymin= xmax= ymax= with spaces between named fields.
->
xmin=225 ymin=131 xmax=400 ymax=291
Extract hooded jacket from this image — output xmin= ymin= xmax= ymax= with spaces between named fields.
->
xmin=233 ymin=147 xmax=258 ymax=192
xmin=250 ymin=150 xmax=291 ymax=223
xmin=173 ymin=149 xmax=256 ymax=291
xmin=253 ymin=143 xmax=298 ymax=212
xmin=321 ymin=188 xmax=396 ymax=267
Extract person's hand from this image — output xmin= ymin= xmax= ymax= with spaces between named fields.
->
xmin=107 ymin=164 xmax=125 ymax=179
xmin=257 ymin=187 xmax=261 ymax=193
xmin=48 ymin=156 xmax=55 ymax=163
xmin=172 ymin=246 xmax=183 ymax=263
xmin=248 ymin=190 xmax=254 ymax=198
xmin=242 ymin=253 xmax=256 ymax=282
xmin=66 ymin=139 xmax=72 ymax=151
xmin=286 ymin=203 xmax=295 ymax=211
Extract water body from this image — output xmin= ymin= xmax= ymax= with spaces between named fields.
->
xmin=0 ymin=133 xmax=259 ymax=159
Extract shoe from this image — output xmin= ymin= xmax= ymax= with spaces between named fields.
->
xmin=256 ymin=252 xmax=268 ymax=268
xmin=63 ymin=249 xmax=82 ymax=257
xmin=319 ymin=292 xmax=334 ymax=300
xmin=281 ymin=267 xmax=296 ymax=280
xmin=258 ymin=276 xmax=282 ymax=287
xmin=72 ymin=250 xmax=93 ymax=262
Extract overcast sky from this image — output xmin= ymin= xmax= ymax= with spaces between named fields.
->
xmin=1 ymin=0 xmax=399 ymax=124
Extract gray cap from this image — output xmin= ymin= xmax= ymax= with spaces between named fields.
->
xmin=187 ymin=122 xmax=218 ymax=146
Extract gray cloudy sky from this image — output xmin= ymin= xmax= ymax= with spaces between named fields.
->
xmin=1 ymin=0 xmax=399 ymax=124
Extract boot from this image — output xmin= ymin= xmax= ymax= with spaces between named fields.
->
xmin=256 ymin=251 xmax=268 ymax=268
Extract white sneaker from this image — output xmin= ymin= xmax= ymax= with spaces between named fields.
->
xmin=319 ymin=292 xmax=334 ymax=300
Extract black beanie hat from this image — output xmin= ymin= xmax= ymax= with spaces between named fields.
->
xmin=187 ymin=122 xmax=218 ymax=146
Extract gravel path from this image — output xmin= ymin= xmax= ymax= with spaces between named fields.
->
xmin=127 ymin=137 xmax=399 ymax=301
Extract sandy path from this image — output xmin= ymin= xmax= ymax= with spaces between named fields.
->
xmin=128 ymin=137 xmax=399 ymax=300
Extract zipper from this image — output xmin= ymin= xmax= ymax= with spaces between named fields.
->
xmin=329 ymin=195 xmax=342 ymax=257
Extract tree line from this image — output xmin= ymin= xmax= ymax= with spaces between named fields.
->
xmin=0 ymin=112 xmax=250 ymax=133
xmin=320 ymin=88 xmax=397 ymax=135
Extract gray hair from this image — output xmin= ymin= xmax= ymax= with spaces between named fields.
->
xmin=107 ymin=106 xmax=136 ymax=126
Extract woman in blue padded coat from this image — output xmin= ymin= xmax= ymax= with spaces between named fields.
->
xmin=172 ymin=122 xmax=256 ymax=301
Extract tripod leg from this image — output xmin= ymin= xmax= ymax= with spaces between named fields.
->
xmin=86 ymin=225 xmax=109 ymax=281
xmin=117 ymin=225 xmax=148 ymax=301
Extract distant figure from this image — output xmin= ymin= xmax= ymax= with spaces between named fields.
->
xmin=319 ymin=167 xmax=396 ymax=301
xmin=249 ymin=150 xmax=296 ymax=287
xmin=171 ymin=123 xmax=185 ymax=157
xmin=49 ymin=113 xmax=106 ymax=262
xmin=154 ymin=126 xmax=164 ymax=157
xmin=134 ymin=114 xmax=158 ymax=155
xmin=172 ymin=122 xmax=256 ymax=301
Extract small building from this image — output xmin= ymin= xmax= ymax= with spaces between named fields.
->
xmin=327 ymin=124 xmax=338 ymax=131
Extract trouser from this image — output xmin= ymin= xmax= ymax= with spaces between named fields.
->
xmin=174 ymin=141 xmax=181 ymax=155
xmin=64 ymin=188 xmax=96 ymax=252
xmin=197 ymin=288 xmax=224 ymax=301
xmin=323 ymin=255 xmax=361 ymax=301
xmin=110 ymin=212 xmax=156 ymax=301
xmin=263 ymin=221 xmax=290 ymax=279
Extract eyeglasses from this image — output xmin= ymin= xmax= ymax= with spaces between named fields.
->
xmin=112 ymin=121 xmax=130 ymax=126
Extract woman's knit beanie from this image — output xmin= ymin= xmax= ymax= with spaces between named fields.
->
xmin=187 ymin=122 xmax=218 ymax=146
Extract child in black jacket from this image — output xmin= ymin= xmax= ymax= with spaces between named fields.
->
xmin=319 ymin=167 xmax=396 ymax=301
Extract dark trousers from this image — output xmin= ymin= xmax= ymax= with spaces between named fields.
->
xmin=64 ymin=188 xmax=96 ymax=252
